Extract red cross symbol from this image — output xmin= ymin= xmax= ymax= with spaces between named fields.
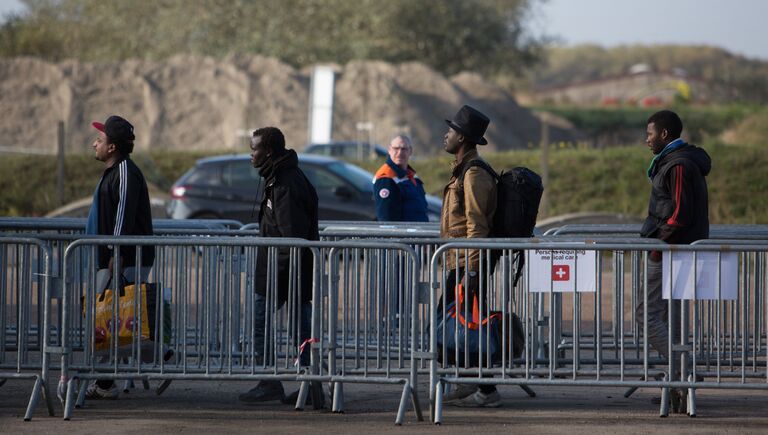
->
xmin=552 ymin=265 xmax=570 ymax=281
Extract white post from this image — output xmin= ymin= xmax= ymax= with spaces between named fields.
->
xmin=307 ymin=66 xmax=336 ymax=145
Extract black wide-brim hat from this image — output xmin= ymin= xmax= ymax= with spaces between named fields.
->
xmin=445 ymin=105 xmax=489 ymax=145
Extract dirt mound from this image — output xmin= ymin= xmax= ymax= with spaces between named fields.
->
xmin=0 ymin=55 xmax=577 ymax=155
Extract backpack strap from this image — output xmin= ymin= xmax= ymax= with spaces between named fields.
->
xmin=512 ymin=250 xmax=525 ymax=288
xmin=455 ymin=159 xmax=498 ymax=210
xmin=457 ymin=159 xmax=499 ymax=186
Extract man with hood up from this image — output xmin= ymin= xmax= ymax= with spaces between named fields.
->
xmin=238 ymin=127 xmax=321 ymax=407
xmin=638 ymin=109 xmax=711 ymax=413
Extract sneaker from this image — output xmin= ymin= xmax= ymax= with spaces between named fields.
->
xmin=57 ymin=377 xmax=68 ymax=405
xmin=85 ymin=381 xmax=119 ymax=400
xmin=453 ymin=390 xmax=502 ymax=408
xmin=442 ymin=384 xmax=477 ymax=403
xmin=238 ymin=380 xmax=285 ymax=403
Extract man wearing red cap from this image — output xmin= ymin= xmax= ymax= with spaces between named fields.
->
xmin=85 ymin=115 xmax=155 ymax=400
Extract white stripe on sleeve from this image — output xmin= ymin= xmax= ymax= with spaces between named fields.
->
xmin=114 ymin=161 xmax=128 ymax=235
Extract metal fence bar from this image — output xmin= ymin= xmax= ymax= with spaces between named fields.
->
xmin=0 ymin=236 xmax=55 ymax=420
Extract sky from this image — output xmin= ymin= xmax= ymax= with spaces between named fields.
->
xmin=1 ymin=0 xmax=766 ymax=60
xmin=535 ymin=0 xmax=768 ymax=60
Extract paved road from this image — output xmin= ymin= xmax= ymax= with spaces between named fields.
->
xmin=3 ymin=378 xmax=768 ymax=433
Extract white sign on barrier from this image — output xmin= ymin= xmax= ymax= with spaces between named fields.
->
xmin=527 ymin=249 xmax=597 ymax=293
xmin=662 ymin=251 xmax=738 ymax=300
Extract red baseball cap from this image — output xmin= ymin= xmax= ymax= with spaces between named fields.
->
xmin=92 ymin=115 xmax=135 ymax=143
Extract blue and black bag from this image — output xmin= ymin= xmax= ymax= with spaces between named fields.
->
xmin=436 ymin=284 xmax=525 ymax=366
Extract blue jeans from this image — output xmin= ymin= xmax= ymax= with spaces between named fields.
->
xmin=253 ymin=293 xmax=312 ymax=366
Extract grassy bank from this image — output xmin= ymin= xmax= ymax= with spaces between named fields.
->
xmin=2 ymin=143 xmax=766 ymax=224
xmin=361 ymin=142 xmax=767 ymax=224
xmin=532 ymin=105 xmax=756 ymax=144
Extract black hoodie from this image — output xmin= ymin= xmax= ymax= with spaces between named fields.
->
xmin=640 ymin=143 xmax=711 ymax=245
xmin=255 ymin=149 xmax=319 ymax=303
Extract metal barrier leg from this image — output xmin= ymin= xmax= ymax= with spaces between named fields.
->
xmin=395 ymin=381 xmax=410 ymax=426
xmin=156 ymin=380 xmax=173 ymax=395
xmin=623 ymin=386 xmax=639 ymax=398
xmin=75 ymin=380 xmax=87 ymax=408
xmin=518 ymin=384 xmax=536 ymax=398
xmin=63 ymin=378 xmax=78 ymax=420
xmin=23 ymin=375 xmax=42 ymax=421
xmin=625 ymin=372 xmax=663 ymax=398
xmin=42 ymin=379 xmax=55 ymax=416
xmin=688 ymin=390 xmax=696 ymax=417
xmin=659 ymin=386 xmax=670 ymax=417
xmin=295 ymin=381 xmax=309 ymax=411
xmin=142 ymin=380 xmax=150 ymax=390
xmin=331 ymin=382 xmax=344 ymax=413
xmin=122 ymin=379 xmax=132 ymax=393
xmin=687 ymin=375 xmax=697 ymax=417
xmin=411 ymin=383 xmax=424 ymax=422
xmin=433 ymin=381 xmax=443 ymax=425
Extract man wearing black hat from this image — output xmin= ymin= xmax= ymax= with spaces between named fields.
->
xmin=84 ymin=115 xmax=155 ymax=400
xmin=440 ymin=105 xmax=500 ymax=407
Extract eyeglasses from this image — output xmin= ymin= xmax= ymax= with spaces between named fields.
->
xmin=390 ymin=146 xmax=411 ymax=153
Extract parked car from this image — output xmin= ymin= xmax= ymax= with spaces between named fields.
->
xmin=304 ymin=141 xmax=387 ymax=161
xmin=167 ymin=154 xmax=442 ymax=223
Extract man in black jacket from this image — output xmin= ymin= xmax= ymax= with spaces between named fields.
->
xmin=238 ymin=127 xmax=320 ymax=405
xmin=85 ymin=115 xmax=155 ymax=400
xmin=638 ymin=110 xmax=711 ymax=413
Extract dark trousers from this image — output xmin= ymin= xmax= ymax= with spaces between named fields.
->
xmin=635 ymin=259 xmax=682 ymax=376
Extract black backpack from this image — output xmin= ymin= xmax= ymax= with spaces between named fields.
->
xmin=459 ymin=160 xmax=544 ymax=286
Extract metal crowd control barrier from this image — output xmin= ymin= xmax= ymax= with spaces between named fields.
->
xmin=323 ymin=240 xmax=426 ymax=421
xmin=0 ymin=217 xmax=244 ymax=233
xmin=57 ymin=236 xmax=423 ymax=424
xmin=546 ymin=224 xmax=768 ymax=239
xmin=1 ymin=220 xmax=253 ymax=359
xmin=319 ymin=225 xmax=441 ymax=388
xmin=0 ymin=237 xmax=55 ymax=420
xmin=543 ymin=225 xmax=768 ymax=402
xmin=242 ymin=220 xmax=440 ymax=234
xmin=429 ymin=239 xmax=768 ymax=423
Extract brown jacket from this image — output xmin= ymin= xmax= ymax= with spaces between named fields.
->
xmin=440 ymin=148 xmax=497 ymax=271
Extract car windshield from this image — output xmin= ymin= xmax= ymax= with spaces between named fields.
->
xmin=325 ymin=161 xmax=374 ymax=193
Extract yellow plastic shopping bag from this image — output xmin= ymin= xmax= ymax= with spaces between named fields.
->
xmin=92 ymin=282 xmax=151 ymax=352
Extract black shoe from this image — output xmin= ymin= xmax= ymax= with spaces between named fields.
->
xmin=282 ymin=382 xmax=325 ymax=409
xmin=671 ymin=388 xmax=688 ymax=414
xmin=239 ymin=380 xmax=285 ymax=403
